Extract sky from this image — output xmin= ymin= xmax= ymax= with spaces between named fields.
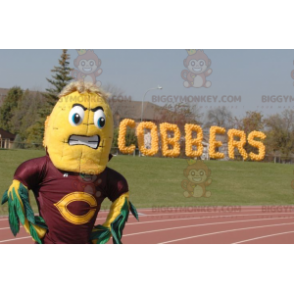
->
xmin=1 ymin=49 xmax=294 ymax=119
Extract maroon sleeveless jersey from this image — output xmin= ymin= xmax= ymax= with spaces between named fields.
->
xmin=14 ymin=155 xmax=128 ymax=244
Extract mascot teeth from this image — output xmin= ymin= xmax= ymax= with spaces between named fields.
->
xmin=68 ymin=135 xmax=100 ymax=149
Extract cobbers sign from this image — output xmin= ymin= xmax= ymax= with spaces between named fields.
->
xmin=118 ymin=119 xmax=266 ymax=161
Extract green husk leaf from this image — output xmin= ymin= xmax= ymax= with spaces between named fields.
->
xmin=91 ymin=225 xmax=111 ymax=244
xmin=34 ymin=216 xmax=48 ymax=229
xmin=110 ymin=198 xmax=129 ymax=244
xmin=12 ymin=188 xmax=25 ymax=225
xmin=29 ymin=223 xmax=42 ymax=244
xmin=129 ymin=201 xmax=139 ymax=221
xmin=8 ymin=197 xmax=19 ymax=236
xmin=1 ymin=190 xmax=8 ymax=205
xmin=18 ymin=183 xmax=35 ymax=224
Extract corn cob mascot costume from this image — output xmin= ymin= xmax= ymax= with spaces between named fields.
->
xmin=1 ymin=81 xmax=138 ymax=244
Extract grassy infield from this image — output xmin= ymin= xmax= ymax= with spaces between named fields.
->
xmin=0 ymin=149 xmax=294 ymax=215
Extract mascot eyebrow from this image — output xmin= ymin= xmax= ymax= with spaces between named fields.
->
xmin=72 ymin=103 xmax=104 ymax=112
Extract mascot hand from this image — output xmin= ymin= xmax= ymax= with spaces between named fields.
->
xmin=1 ymin=180 xmax=47 ymax=244
xmin=90 ymin=193 xmax=139 ymax=244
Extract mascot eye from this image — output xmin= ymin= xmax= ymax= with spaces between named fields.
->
xmin=191 ymin=61 xmax=195 ymax=66
xmin=191 ymin=171 xmax=195 ymax=176
xmin=200 ymin=171 xmax=204 ymax=176
xmin=69 ymin=105 xmax=85 ymax=126
xmin=81 ymin=61 xmax=85 ymax=66
xmin=94 ymin=109 xmax=106 ymax=129
xmin=90 ymin=61 xmax=94 ymax=66
xmin=200 ymin=61 xmax=204 ymax=66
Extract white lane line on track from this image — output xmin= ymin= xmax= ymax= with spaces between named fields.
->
xmin=1 ymin=212 xmax=259 ymax=232
xmin=0 ymin=236 xmax=31 ymax=243
xmin=125 ymin=212 xmax=294 ymax=226
xmin=1 ymin=219 xmax=294 ymax=244
xmin=0 ymin=226 xmax=23 ymax=231
xmin=0 ymin=212 xmax=292 ymax=238
xmin=122 ymin=209 xmax=281 ymax=218
xmin=0 ymin=208 xmax=156 ymax=220
xmin=233 ymin=231 xmax=294 ymax=244
xmin=124 ymin=217 xmax=294 ymax=237
xmin=1 ymin=213 xmax=292 ymax=240
xmin=159 ymin=222 xmax=294 ymax=244
xmin=0 ymin=208 xmax=284 ymax=221
xmin=1 ymin=211 xmax=294 ymax=233
xmin=106 ymin=211 xmax=294 ymax=221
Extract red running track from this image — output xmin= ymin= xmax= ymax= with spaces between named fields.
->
xmin=1 ymin=206 xmax=294 ymax=244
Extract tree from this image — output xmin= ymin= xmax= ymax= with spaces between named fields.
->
xmin=103 ymin=84 xmax=128 ymax=128
xmin=154 ymin=102 xmax=203 ymax=132
xmin=264 ymin=110 xmax=294 ymax=161
xmin=44 ymin=49 xmax=73 ymax=107
xmin=20 ymin=91 xmax=43 ymax=141
xmin=0 ymin=87 xmax=23 ymax=132
xmin=29 ymin=50 xmax=73 ymax=143
xmin=204 ymin=106 xmax=233 ymax=129
xmin=13 ymin=134 xmax=24 ymax=149
xmin=10 ymin=89 xmax=30 ymax=134
xmin=25 ymin=123 xmax=44 ymax=149
xmin=10 ymin=90 xmax=43 ymax=139
xmin=103 ymin=84 xmax=125 ymax=99
xmin=233 ymin=111 xmax=263 ymax=134
xmin=233 ymin=111 xmax=264 ymax=156
xmin=112 ymin=127 xmax=137 ymax=148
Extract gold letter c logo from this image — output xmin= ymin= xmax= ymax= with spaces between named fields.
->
xmin=54 ymin=192 xmax=97 ymax=225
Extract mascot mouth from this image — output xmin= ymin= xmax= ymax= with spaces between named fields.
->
xmin=193 ymin=177 xmax=202 ymax=182
xmin=82 ymin=67 xmax=93 ymax=72
xmin=192 ymin=67 xmax=202 ymax=72
xmin=68 ymin=135 xmax=100 ymax=149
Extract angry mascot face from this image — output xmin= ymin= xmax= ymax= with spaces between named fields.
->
xmin=44 ymin=81 xmax=113 ymax=175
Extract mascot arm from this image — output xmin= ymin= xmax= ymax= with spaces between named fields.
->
xmin=1 ymin=180 xmax=47 ymax=244
xmin=90 ymin=192 xmax=139 ymax=244
xmin=1 ymin=157 xmax=48 ymax=243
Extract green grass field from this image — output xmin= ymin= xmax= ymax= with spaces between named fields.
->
xmin=0 ymin=149 xmax=294 ymax=215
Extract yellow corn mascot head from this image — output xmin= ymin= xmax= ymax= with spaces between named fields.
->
xmin=43 ymin=81 xmax=113 ymax=175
